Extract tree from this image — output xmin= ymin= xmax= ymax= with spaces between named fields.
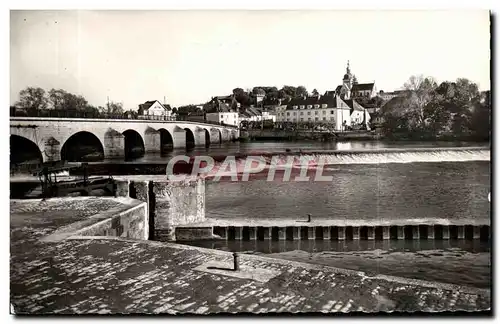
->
xmin=232 ymin=88 xmax=252 ymax=107
xmin=106 ymin=102 xmax=124 ymax=114
xmin=15 ymin=87 xmax=48 ymax=112
xmin=312 ymin=89 xmax=319 ymax=96
xmin=48 ymin=89 xmax=66 ymax=110
xmin=402 ymin=75 xmax=438 ymax=127
xmin=296 ymin=86 xmax=308 ymax=97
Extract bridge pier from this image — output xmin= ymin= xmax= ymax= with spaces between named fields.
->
xmin=210 ymin=129 xmax=221 ymax=144
xmin=41 ymin=137 xmax=61 ymax=162
xmin=144 ymin=128 xmax=161 ymax=154
xmin=194 ymin=127 xmax=206 ymax=146
xmin=172 ymin=128 xmax=186 ymax=148
xmin=104 ymin=129 xmax=125 ymax=159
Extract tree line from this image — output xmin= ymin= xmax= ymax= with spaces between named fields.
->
xmin=380 ymin=75 xmax=491 ymax=141
xmin=11 ymin=87 xmax=128 ymax=117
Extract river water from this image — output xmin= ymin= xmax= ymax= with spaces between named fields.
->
xmin=158 ymin=140 xmax=490 ymax=289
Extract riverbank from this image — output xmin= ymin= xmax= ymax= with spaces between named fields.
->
xmin=240 ymin=129 xmax=490 ymax=143
xmin=10 ymin=198 xmax=491 ymax=314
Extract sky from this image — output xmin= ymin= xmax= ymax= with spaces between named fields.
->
xmin=10 ymin=10 xmax=490 ymax=109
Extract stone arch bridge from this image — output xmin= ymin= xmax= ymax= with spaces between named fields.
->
xmin=10 ymin=117 xmax=239 ymax=163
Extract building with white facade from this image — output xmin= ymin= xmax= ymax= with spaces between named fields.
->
xmin=276 ymin=94 xmax=352 ymax=131
xmin=205 ymin=100 xmax=239 ymax=127
xmin=138 ymin=100 xmax=172 ymax=119
xmin=239 ymin=107 xmax=276 ymax=124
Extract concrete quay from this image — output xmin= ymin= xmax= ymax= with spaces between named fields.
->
xmin=10 ymin=197 xmax=491 ymax=314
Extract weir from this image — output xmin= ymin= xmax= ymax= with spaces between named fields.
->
xmin=182 ymin=147 xmax=490 ymax=178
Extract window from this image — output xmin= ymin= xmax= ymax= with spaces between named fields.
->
xmin=293 ymin=112 xmax=296 ymax=116
xmin=323 ymin=117 xmax=326 ymax=121
xmin=300 ymin=111 xmax=304 ymax=116
xmin=323 ymin=111 xmax=326 ymax=115
xmin=293 ymin=105 xmax=298 ymax=109
xmin=315 ymin=111 xmax=318 ymax=115
xmin=330 ymin=117 xmax=335 ymax=121
xmin=330 ymin=110 xmax=334 ymax=114
xmin=315 ymin=117 xmax=319 ymax=121
xmin=300 ymin=105 xmax=305 ymax=109
xmin=308 ymin=118 xmax=312 ymax=121
xmin=300 ymin=118 xmax=304 ymax=122
xmin=307 ymin=105 xmax=312 ymax=109
xmin=314 ymin=104 xmax=320 ymax=108
xmin=287 ymin=112 xmax=290 ymax=116
xmin=307 ymin=112 xmax=311 ymax=116
xmin=322 ymin=104 xmax=328 ymax=108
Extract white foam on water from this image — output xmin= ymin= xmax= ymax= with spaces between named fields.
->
xmin=199 ymin=148 xmax=490 ymax=178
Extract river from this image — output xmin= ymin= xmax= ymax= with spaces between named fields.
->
xmin=161 ymin=140 xmax=490 ymax=289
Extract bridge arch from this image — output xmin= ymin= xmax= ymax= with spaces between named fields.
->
xmin=184 ymin=128 xmax=195 ymax=150
xmin=10 ymin=135 xmax=43 ymax=166
xmin=204 ymin=129 xmax=210 ymax=147
xmin=61 ymin=131 xmax=104 ymax=162
xmin=159 ymin=128 xmax=174 ymax=153
xmin=122 ymin=129 xmax=145 ymax=159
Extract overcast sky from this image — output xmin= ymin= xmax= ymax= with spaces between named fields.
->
xmin=10 ymin=10 xmax=490 ymax=109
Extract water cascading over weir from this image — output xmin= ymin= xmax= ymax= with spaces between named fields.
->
xmin=176 ymin=147 xmax=490 ymax=178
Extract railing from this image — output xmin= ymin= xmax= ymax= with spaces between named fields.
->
xmin=9 ymin=109 xmax=239 ymax=129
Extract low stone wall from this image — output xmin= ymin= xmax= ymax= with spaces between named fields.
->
xmin=114 ymin=175 xmax=205 ymax=242
xmin=74 ymin=203 xmax=148 ymax=239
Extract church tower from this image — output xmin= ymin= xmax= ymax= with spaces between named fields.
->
xmin=341 ymin=60 xmax=353 ymax=99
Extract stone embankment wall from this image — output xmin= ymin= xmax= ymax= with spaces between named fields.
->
xmin=114 ymin=175 xmax=205 ymax=242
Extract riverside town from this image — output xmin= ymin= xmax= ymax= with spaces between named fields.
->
xmin=9 ymin=10 xmax=491 ymax=316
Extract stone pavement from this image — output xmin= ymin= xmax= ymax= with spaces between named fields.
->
xmin=10 ymin=199 xmax=491 ymax=314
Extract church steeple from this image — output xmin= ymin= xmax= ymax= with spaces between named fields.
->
xmin=343 ymin=60 xmax=352 ymax=82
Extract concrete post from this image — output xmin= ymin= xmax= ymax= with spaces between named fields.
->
xmin=442 ymin=226 xmax=450 ymax=240
xmin=428 ymin=225 xmax=435 ymax=239
xmin=338 ymin=227 xmax=346 ymax=240
xmin=278 ymin=227 xmax=286 ymax=240
xmin=292 ymin=227 xmax=300 ymax=241
xmin=322 ymin=226 xmax=331 ymax=240
xmin=412 ymin=226 xmax=420 ymax=240
xmin=353 ymin=227 xmax=360 ymax=240
xmin=262 ymin=227 xmax=271 ymax=240
xmin=457 ymin=225 xmax=465 ymax=239
xmin=397 ymin=226 xmax=404 ymax=240
xmin=367 ymin=227 xmax=375 ymax=240
xmin=308 ymin=227 xmax=315 ymax=240
xmin=248 ymin=227 xmax=257 ymax=240
xmin=382 ymin=226 xmax=390 ymax=240
xmin=234 ymin=227 xmax=243 ymax=240
xmin=473 ymin=226 xmax=481 ymax=239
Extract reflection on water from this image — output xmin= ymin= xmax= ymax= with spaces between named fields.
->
xmin=181 ymin=239 xmax=490 ymax=289
xmin=181 ymin=238 xmax=489 ymax=254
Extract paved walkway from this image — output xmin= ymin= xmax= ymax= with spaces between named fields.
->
xmin=10 ymin=198 xmax=491 ymax=314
